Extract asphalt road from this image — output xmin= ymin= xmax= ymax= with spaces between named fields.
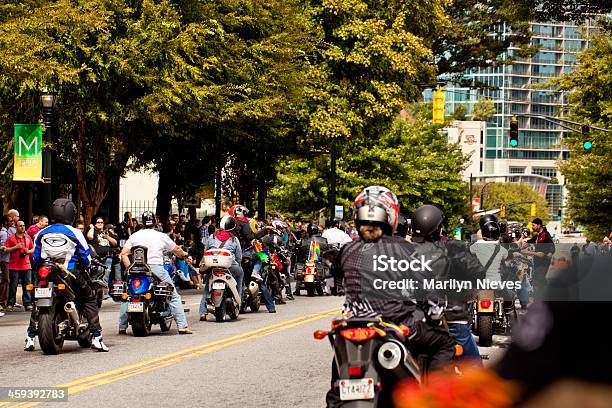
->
xmin=0 ymin=291 xmax=510 ymax=408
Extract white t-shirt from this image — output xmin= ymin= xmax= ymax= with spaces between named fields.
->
xmin=123 ymin=228 xmax=176 ymax=265
xmin=322 ymin=228 xmax=352 ymax=246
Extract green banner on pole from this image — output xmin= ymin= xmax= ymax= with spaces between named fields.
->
xmin=13 ymin=124 xmax=43 ymax=181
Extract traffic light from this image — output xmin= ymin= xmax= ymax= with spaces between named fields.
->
xmin=500 ymin=205 xmax=506 ymax=218
xmin=509 ymin=116 xmax=519 ymax=147
xmin=582 ymin=124 xmax=592 ymax=150
xmin=530 ymin=203 xmax=537 ymax=217
xmin=433 ymin=89 xmax=445 ymax=125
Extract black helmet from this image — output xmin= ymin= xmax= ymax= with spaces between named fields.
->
xmin=479 ymin=214 xmax=497 ymax=227
xmin=141 ymin=211 xmax=155 ymax=227
xmin=220 ymin=215 xmax=236 ymax=231
xmin=307 ymin=223 xmax=319 ymax=236
xmin=481 ymin=219 xmax=500 ymax=241
xmin=396 ymin=213 xmax=409 ymax=237
xmin=50 ymin=199 xmax=76 ymax=225
xmin=498 ymin=219 xmax=508 ymax=234
xmin=411 ymin=205 xmax=444 ymax=241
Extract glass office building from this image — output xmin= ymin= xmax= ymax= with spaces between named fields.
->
xmin=442 ymin=19 xmax=597 ymax=216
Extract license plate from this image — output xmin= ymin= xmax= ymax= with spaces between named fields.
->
xmin=35 ymin=287 xmax=53 ymax=298
xmin=339 ymin=378 xmax=375 ymax=401
xmin=304 ymin=274 xmax=315 ymax=283
xmin=212 ymin=282 xmax=225 ymax=290
xmin=128 ymin=302 xmax=144 ymax=312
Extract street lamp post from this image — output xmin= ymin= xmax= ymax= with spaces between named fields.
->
xmin=40 ymin=89 xmax=56 ymax=211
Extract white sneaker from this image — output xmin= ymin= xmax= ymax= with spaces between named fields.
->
xmin=91 ymin=336 xmax=109 ymax=352
xmin=24 ymin=336 xmax=35 ymax=352
xmin=0 ymin=311 xmax=5 ymax=317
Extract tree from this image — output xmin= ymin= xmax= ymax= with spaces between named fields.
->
xmin=452 ymin=104 xmax=468 ymax=121
xmin=0 ymin=0 xmax=217 ymax=223
xmin=479 ymin=183 xmax=550 ymax=223
xmin=472 ymin=98 xmax=496 ymax=121
xmin=555 ymin=24 xmax=612 ymax=240
xmin=270 ymin=109 xmax=469 ymax=224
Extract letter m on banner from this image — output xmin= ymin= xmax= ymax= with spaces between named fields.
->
xmin=13 ymin=124 xmax=43 ymax=181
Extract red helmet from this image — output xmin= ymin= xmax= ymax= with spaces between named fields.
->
xmin=353 ymin=186 xmax=400 ymax=233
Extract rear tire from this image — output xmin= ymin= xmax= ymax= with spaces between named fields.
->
xmin=160 ymin=318 xmax=172 ymax=332
xmin=315 ymin=283 xmax=324 ymax=296
xmin=306 ymin=283 xmax=315 ymax=297
xmin=477 ymin=315 xmax=493 ymax=347
xmin=38 ymin=309 xmax=64 ymax=355
xmin=214 ymin=302 xmax=226 ymax=322
xmin=131 ymin=311 xmax=152 ymax=337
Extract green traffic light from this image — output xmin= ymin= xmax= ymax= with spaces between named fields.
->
xmin=510 ymin=139 xmax=518 ymax=147
xmin=583 ymin=141 xmax=592 ymax=150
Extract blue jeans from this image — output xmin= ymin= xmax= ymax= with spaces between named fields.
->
xmin=8 ymin=269 xmax=32 ymax=306
xmin=199 ymin=264 xmax=244 ymax=315
xmin=448 ymin=322 xmax=482 ymax=365
xmin=118 ymin=264 xmax=188 ymax=329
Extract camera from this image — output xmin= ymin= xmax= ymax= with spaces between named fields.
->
xmin=19 ymin=250 xmax=28 ymax=258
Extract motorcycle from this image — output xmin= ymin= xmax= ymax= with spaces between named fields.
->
xmin=32 ymin=261 xmax=93 ymax=354
xmin=240 ymin=256 xmax=261 ymax=313
xmin=294 ymin=259 xmax=325 ymax=297
xmin=115 ymin=246 xmax=175 ymax=336
xmin=263 ymin=247 xmax=289 ymax=304
xmin=202 ymin=248 xmax=241 ymax=322
xmin=472 ymin=289 xmax=517 ymax=347
xmin=314 ymin=315 xmax=421 ymax=407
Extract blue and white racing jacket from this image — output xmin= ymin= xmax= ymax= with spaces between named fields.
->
xmin=33 ymin=224 xmax=91 ymax=271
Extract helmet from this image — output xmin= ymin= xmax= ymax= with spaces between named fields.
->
xmin=396 ymin=213 xmax=409 ymax=237
xmin=141 ymin=211 xmax=155 ymax=227
xmin=307 ymin=223 xmax=319 ymax=236
xmin=50 ymin=199 xmax=76 ymax=225
xmin=498 ymin=219 xmax=508 ymax=234
xmin=479 ymin=214 xmax=497 ymax=227
xmin=411 ymin=205 xmax=444 ymax=241
xmin=353 ymin=186 xmax=400 ymax=233
xmin=220 ymin=215 xmax=236 ymax=231
xmin=481 ymin=219 xmax=500 ymax=241
xmin=229 ymin=205 xmax=249 ymax=219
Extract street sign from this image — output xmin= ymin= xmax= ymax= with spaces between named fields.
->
xmin=471 ymin=197 xmax=481 ymax=213
xmin=13 ymin=124 xmax=43 ymax=181
xmin=334 ymin=205 xmax=343 ymax=220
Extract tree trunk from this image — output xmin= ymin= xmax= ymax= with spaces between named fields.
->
xmin=156 ymin=166 xmax=172 ymax=225
xmin=257 ymin=176 xmax=266 ymax=221
xmin=215 ymin=165 xmax=222 ymax=218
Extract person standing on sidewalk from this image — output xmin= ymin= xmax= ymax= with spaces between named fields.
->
xmin=0 ymin=215 xmax=12 ymax=314
xmin=524 ymin=218 xmax=555 ymax=301
xmin=26 ymin=215 xmax=48 ymax=240
xmin=5 ymin=220 xmax=35 ymax=311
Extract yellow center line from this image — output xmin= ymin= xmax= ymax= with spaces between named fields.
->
xmin=3 ymin=307 xmax=339 ymax=408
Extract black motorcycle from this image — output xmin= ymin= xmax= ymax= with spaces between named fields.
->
xmin=240 ymin=256 xmax=261 ymax=313
xmin=315 ymin=316 xmax=422 ymax=407
xmin=33 ymin=261 xmax=93 ymax=354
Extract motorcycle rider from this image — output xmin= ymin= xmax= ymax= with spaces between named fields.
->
xmin=25 ymin=199 xmax=109 ymax=352
xmin=118 ymin=211 xmax=192 ymax=335
xmin=331 ymin=188 xmax=456 ymax=385
xmin=296 ymin=223 xmax=334 ymax=295
xmin=409 ymin=204 xmax=485 ymax=366
xmin=199 ymin=215 xmax=245 ymax=320
xmin=227 ymin=205 xmax=276 ymax=314
xmin=261 ymin=220 xmax=294 ymax=301
xmin=470 ymin=215 xmax=515 ymax=322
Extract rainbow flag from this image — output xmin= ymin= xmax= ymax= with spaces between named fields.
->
xmin=253 ymin=240 xmax=268 ymax=263
xmin=308 ymin=240 xmax=320 ymax=262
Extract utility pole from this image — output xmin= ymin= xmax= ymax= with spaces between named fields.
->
xmin=328 ymin=141 xmax=337 ymax=223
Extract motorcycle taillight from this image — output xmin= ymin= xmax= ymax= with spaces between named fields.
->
xmin=38 ymin=266 xmax=51 ymax=279
xmin=480 ymin=300 xmax=492 ymax=309
xmin=213 ymin=271 xmax=225 ymax=277
xmin=340 ymin=327 xmax=377 ymax=342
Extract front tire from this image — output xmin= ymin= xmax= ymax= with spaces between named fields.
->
xmin=477 ymin=314 xmax=494 ymax=347
xmin=38 ymin=309 xmax=64 ymax=355
xmin=250 ymin=293 xmax=260 ymax=312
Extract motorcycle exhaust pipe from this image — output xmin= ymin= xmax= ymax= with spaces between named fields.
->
xmin=248 ymin=281 xmax=259 ymax=296
xmin=64 ymin=301 xmax=81 ymax=327
xmin=378 ymin=341 xmax=403 ymax=370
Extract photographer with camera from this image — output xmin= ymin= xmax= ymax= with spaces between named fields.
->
xmin=4 ymin=220 xmax=35 ymax=311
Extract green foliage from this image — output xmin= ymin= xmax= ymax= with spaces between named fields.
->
xmin=556 ymin=24 xmax=612 ymax=240
xmin=452 ymin=104 xmax=468 ymax=121
xmin=270 ymin=113 xmax=469 ymax=220
xmin=472 ymin=98 xmax=496 ymax=121
xmin=479 ymin=183 xmax=550 ymax=223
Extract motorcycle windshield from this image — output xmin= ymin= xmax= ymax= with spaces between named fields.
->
xmin=128 ymin=275 xmax=153 ymax=295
